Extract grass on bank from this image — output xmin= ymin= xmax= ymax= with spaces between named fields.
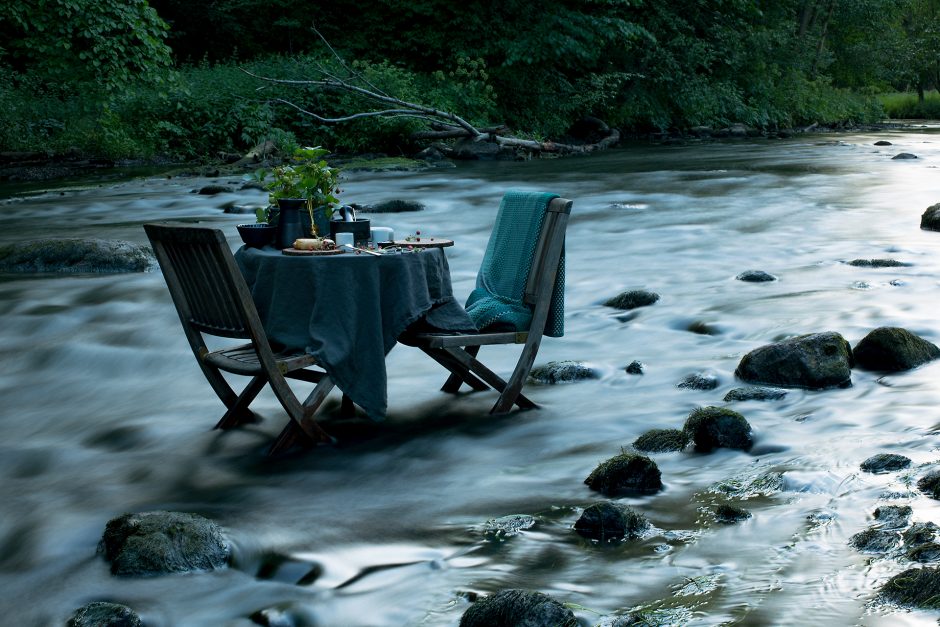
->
xmin=879 ymin=91 xmax=940 ymax=119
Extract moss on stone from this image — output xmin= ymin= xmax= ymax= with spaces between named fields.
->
xmin=633 ymin=428 xmax=689 ymax=453
xmin=584 ymin=453 xmax=662 ymax=496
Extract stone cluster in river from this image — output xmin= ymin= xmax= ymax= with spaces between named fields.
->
xmin=0 ymin=238 xmax=155 ymax=273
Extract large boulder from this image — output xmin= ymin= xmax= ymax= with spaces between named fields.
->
xmin=683 ymin=406 xmax=753 ymax=452
xmin=853 ymin=327 xmax=940 ymax=372
xmin=460 ymin=589 xmax=578 ymax=627
xmin=98 ymin=511 xmax=230 ymax=576
xmin=0 ymin=239 xmax=155 ymax=273
xmin=584 ymin=453 xmax=662 ymax=496
xmin=574 ymin=502 xmax=649 ymax=542
xmin=734 ymin=332 xmax=853 ymax=389
xmin=922 ymin=203 xmax=940 ymax=231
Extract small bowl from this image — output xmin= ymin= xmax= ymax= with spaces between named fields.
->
xmin=237 ymin=223 xmax=275 ymax=248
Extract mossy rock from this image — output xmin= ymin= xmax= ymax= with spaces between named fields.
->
xmin=683 ymin=406 xmax=753 ymax=452
xmin=529 ymin=360 xmax=599 ymax=384
xmin=904 ymin=522 xmax=940 ymax=548
xmin=632 ymin=428 xmax=689 ymax=453
xmin=922 ymin=203 xmax=940 ymax=231
xmin=98 ymin=511 xmax=230 ymax=577
xmin=723 ymin=386 xmax=787 ymax=402
xmin=0 ymin=239 xmax=155 ymax=274
xmin=917 ymin=470 xmax=940 ymax=499
xmin=603 ymin=290 xmax=660 ymax=310
xmin=676 ymin=373 xmax=719 ymax=390
xmin=714 ymin=504 xmax=752 ymax=524
xmin=853 ymin=327 xmax=940 ymax=372
xmin=624 ymin=360 xmax=645 ymax=375
xmin=459 ymin=589 xmax=578 ymax=627
xmin=860 ymin=453 xmax=912 ymax=474
xmin=735 ymin=331 xmax=853 ymax=389
xmin=736 ymin=270 xmax=776 ymax=282
xmin=880 ymin=567 xmax=940 ymax=608
xmin=908 ymin=543 xmax=940 ymax=563
xmin=585 ymin=453 xmax=662 ymax=496
xmin=849 ymin=527 xmax=900 ymax=553
xmin=67 ymin=602 xmax=141 ymax=627
xmin=873 ymin=505 xmax=913 ymax=529
xmin=574 ymin=502 xmax=649 ymax=542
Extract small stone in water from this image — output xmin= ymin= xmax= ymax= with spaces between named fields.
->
xmin=603 ymin=289 xmax=660 ymax=310
xmin=625 ymin=360 xmax=645 ymax=375
xmin=585 ymin=453 xmax=663 ymax=496
xmin=860 ymin=453 xmax=912 ymax=474
xmin=873 ymin=505 xmax=913 ymax=529
xmin=67 ymin=602 xmax=141 ymax=627
xmin=736 ymin=270 xmax=776 ymax=282
xmin=481 ymin=514 xmax=537 ymax=538
xmin=723 ymin=386 xmax=787 ymax=402
xmin=632 ymin=428 xmax=689 ymax=453
xmin=677 ymin=373 xmax=719 ymax=390
xmin=459 ymin=589 xmax=578 ymax=627
xmin=529 ymin=360 xmax=599 ymax=384
xmin=574 ymin=502 xmax=649 ymax=542
xmin=917 ymin=470 xmax=940 ymax=499
xmin=714 ymin=504 xmax=751 ymax=524
xmin=683 ymin=406 xmax=753 ymax=452
xmin=849 ymin=527 xmax=900 ymax=553
xmin=903 ymin=522 xmax=940 ymax=548
xmin=880 ymin=567 xmax=940 ymax=608
xmin=908 ymin=543 xmax=940 ymax=563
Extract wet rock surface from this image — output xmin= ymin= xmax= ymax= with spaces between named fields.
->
xmin=481 ymin=514 xmax=537 ymax=538
xmin=0 ymin=239 xmax=155 ymax=273
xmin=529 ymin=360 xmax=599 ymax=384
xmin=880 ymin=567 xmax=940 ymax=609
xmin=574 ymin=502 xmax=649 ymax=541
xmin=892 ymin=152 xmax=918 ymax=159
xmin=873 ymin=505 xmax=913 ymax=528
xmin=860 ymin=453 xmax=912 ymax=474
xmin=585 ymin=453 xmax=663 ymax=496
xmin=723 ymin=386 xmax=787 ymax=401
xmin=358 ymin=199 xmax=426 ymax=213
xmin=625 ymin=360 xmax=645 ymax=375
xmin=633 ymin=428 xmax=689 ymax=453
xmin=853 ymin=327 xmax=940 ymax=372
xmin=99 ymin=511 xmax=230 ymax=576
xmin=917 ymin=471 xmax=940 ymax=499
xmin=459 ymin=589 xmax=578 ymax=627
xmin=67 ymin=601 xmax=142 ymax=627
xmin=922 ymin=203 xmax=940 ymax=231
xmin=683 ymin=407 xmax=753 ymax=452
xmin=735 ymin=270 xmax=777 ymax=282
xmin=734 ymin=331 xmax=853 ymax=389
xmin=603 ymin=290 xmax=660 ymax=310
xmin=676 ymin=373 xmax=719 ymax=390
xmin=850 ymin=527 xmax=901 ymax=553
xmin=714 ymin=504 xmax=752 ymax=524
xmin=847 ymin=258 xmax=911 ymax=267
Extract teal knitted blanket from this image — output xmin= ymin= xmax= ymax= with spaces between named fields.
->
xmin=464 ymin=191 xmax=565 ymax=337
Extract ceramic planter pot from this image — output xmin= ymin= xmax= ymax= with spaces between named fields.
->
xmin=330 ymin=218 xmax=371 ymax=248
xmin=275 ymin=199 xmax=332 ymax=248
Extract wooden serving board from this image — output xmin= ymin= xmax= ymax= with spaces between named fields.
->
xmin=281 ymin=247 xmax=345 ymax=256
xmin=381 ymin=238 xmax=454 ymax=249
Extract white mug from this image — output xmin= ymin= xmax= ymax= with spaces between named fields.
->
xmin=369 ymin=227 xmax=394 ymax=244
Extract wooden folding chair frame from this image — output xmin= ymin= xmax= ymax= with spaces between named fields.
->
xmin=401 ymin=196 xmax=573 ymax=414
xmin=144 ymin=223 xmax=334 ymax=455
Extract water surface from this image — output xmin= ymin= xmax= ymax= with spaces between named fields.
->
xmin=2 ymin=127 xmax=940 ymax=626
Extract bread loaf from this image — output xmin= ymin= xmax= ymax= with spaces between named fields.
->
xmin=292 ymin=238 xmax=336 ymax=251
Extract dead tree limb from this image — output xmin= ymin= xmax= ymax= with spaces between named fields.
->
xmin=242 ymin=33 xmax=619 ymax=156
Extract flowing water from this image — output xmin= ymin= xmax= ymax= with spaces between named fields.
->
xmin=2 ymin=127 xmax=940 ymax=626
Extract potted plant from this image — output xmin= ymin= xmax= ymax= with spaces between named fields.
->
xmin=247 ymin=146 xmax=342 ymax=249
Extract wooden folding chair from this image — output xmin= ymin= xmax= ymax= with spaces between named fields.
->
xmin=400 ymin=195 xmax=573 ymax=414
xmin=144 ymin=223 xmax=334 ymax=455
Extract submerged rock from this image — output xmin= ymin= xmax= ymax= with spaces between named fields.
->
xmin=860 ymin=453 xmax=912 ymax=474
xmin=874 ymin=140 xmax=893 ymax=146
xmin=585 ymin=453 xmax=663 ymax=496
xmin=0 ymin=239 xmax=155 ymax=273
xmin=714 ymin=504 xmax=752 ymax=524
xmin=633 ymin=428 xmax=689 ymax=453
xmin=892 ymin=152 xmax=918 ymax=160
xmin=904 ymin=522 xmax=940 ymax=548
xmin=574 ymin=502 xmax=649 ymax=541
xmin=873 ymin=505 xmax=913 ymax=529
xmin=734 ymin=331 xmax=853 ymax=389
xmin=529 ymin=360 xmax=599 ymax=384
xmin=723 ymin=386 xmax=787 ymax=402
xmin=881 ymin=567 xmax=940 ymax=608
xmin=683 ymin=406 xmax=753 ymax=452
xmin=676 ymin=373 xmax=719 ymax=390
xmin=359 ymin=199 xmax=426 ymax=213
xmin=460 ymin=589 xmax=578 ymax=627
xmin=922 ymin=203 xmax=940 ymax=231
xmin=197 ymin=184 xmax=234 ymax=195
xmin=918 ymin=471 xmax=940 ymax=499
xmin=481 ymin=514 xmax=537 ymax=538
xmin=847 ymin=258 xmax=911 ymax=267
xmin=603 ymin=290 xmax=660 ymax=310
xmin=67 ymin=602 xmax=141 ymax=627
xmin=736 ymin=270 xmax=777 ymax=282
xmin=849 ymin=527 xmax=900 ymax=553
xmin=853 ymin=327 xmax=940 ymax=372
xmin=625 ymin=360 xmax=645 ymax=375
xmin=99 ymin=511 xmax=230 ymax=577
xmin=908 ymin=543 xmax=940 ymax=563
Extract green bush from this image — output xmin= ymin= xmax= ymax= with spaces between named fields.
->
xmin=880 ymin=92 xmax=940 ymax=119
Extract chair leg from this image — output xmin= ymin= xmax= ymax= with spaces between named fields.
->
xmin=425 ymin=348 xmax=489 ymax=392
xmin=491 ymin=341 xmax=542 ymax=414
xmin=267 ymin=374 xmax=336 ymax=456
xmin=340 ymin=393 xmax=355 ymax=418
xmin=215 ymin=375 xmax=267 ymax=429
xmin=445 ymin=348 xmax=537 ymax=411
xmin=441 ymin=346 xmax=481 ymax=392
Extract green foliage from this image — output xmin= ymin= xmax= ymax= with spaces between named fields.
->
xmin=880 ymin=91 xmax=940 ymax=119
xmin=250 ymin=146 xmax=342 ymax=215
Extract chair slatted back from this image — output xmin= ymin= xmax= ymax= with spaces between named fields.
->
xmin=522 ymin=197 xmax=572 ymax=308
xmin=144 ymin=223 xmax=259 ymax=339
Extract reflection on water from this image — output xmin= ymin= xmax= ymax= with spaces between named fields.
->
xmin=2 ymin=128 xmax=940 ymax=625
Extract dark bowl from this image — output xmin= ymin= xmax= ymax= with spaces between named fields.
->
xmin=237 ymin=223 xmax=275 ymax=248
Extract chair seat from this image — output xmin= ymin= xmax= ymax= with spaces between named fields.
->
xmin=203 ymin=343 xmax=319 ymax=376
xmin=400 ymin=330 xmax=528 ymax=349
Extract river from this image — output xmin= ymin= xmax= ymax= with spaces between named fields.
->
xmin=1 ymin=127 xmax=940 ymax=626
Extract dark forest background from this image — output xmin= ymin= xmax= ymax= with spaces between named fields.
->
xmin=2 ymin=0 xmax=938 ymax=161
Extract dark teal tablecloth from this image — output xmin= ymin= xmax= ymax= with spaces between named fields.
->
xmin=234 ymin=246 xmax=476 ymax=420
